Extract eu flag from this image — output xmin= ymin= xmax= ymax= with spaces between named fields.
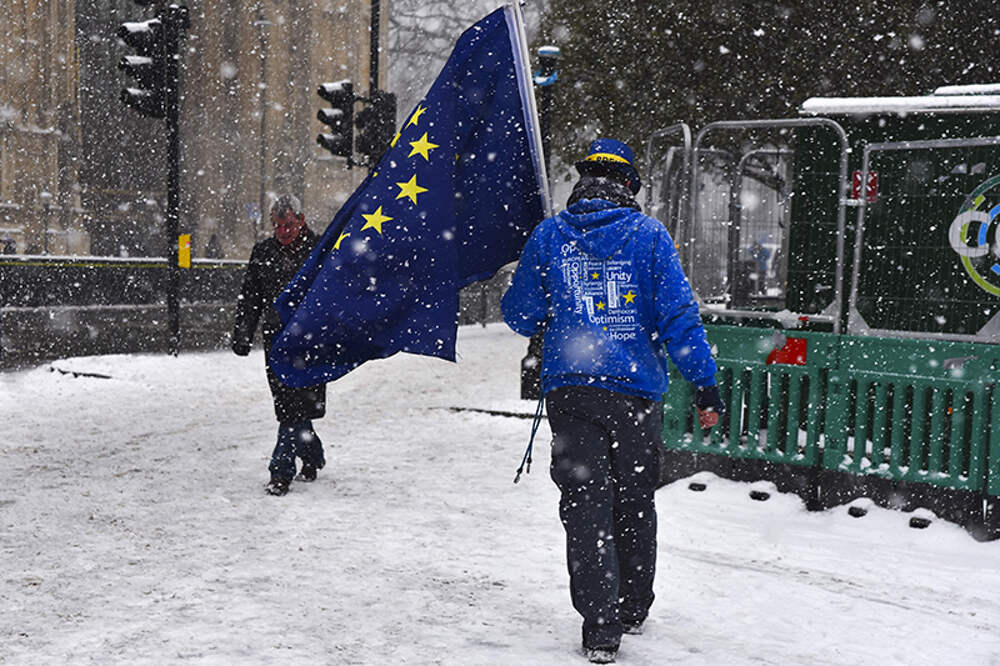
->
xmin=269 ymin=6 xmax=547 ymax=388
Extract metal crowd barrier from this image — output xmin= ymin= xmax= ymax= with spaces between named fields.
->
xmin=662 ymin=324 xmax=1000 ymax=539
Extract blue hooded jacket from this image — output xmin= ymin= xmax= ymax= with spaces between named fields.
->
xmin=501 ymin=199 xmax=717 ymax=400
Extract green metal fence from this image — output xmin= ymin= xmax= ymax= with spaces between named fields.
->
xmin=650 ymin=110 xmax=1000 ymax=535
xmin=663 ymin=324 xmax=1000 ymax=498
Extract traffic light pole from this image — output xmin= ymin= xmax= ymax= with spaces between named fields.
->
xmin=118 ymin=3 xmax=188 ymax=355
xmin=363 ymin=0 xmax=388 ymax=172
xmin=165 ymin=13 xmax=181 ymax=356
xmin=370 ymin=0 xmax=380 ymax=94
xmin=539 ymin=81 xmax=552 ymax=173
xmin=535 ymin=46 xmax=559 ymax=174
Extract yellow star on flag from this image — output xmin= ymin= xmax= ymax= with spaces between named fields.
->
xmin=395 ymin=174 xmax=428 ymax=204
xmin=596 ymin=301 xmax=606 ymax=311
xmin=406 ymin=105 xmax=427 ymax=128
xmin=591 ymin=272 xmax=600 ymax=279
xmin=622 ymin=291 xmax=636 ymax=304
xmin=408 ymin=132 xmax=439 ymax=161
xmin=334 ymin=232 xmax=351 ymax=249
xmin=361 ymin=206 xmax=393 ymax=235
xmin=390 ymin=131 xmax=401 ymax=148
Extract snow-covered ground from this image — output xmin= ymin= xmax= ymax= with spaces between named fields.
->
xmin=2 ymin=324 xmax=999 ymax=665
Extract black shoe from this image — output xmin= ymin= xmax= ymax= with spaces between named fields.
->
xmin=585 ymin=647 xmax=617 ymax=663
xmin=265 ymin=478 xmax=290 ymax=496
xmin=623 ymin=621 xmax=644 ymax=635
xmin=297 ymin=465 xmax=317 ymax=482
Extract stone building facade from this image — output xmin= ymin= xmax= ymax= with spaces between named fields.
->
xmin=0 ymin=0 xmax=384 ymax=259
xmin=0 ymin=1 xmax=83 ymax=255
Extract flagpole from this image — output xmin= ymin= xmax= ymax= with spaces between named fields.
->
xmin=506 ymin=1 xmax=553 ymax=218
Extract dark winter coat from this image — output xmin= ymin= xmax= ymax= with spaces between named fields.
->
xmin=232 ymin=227 xmax=326 ymax=422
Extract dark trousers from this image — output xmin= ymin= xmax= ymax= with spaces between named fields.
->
xmin=269 ymin=420 xmax=325 ymax=480
xmin=546 ymin=386 xmax=661 ymax=650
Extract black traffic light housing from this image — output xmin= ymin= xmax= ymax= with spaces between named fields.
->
xmin=316 ymin=80 xmax=355 ymax=160
xmin=117 ymin=4 xmax=189 ymax=119
xmin=355 ymin=90 xmax=397 ymax=163
xmin=117 ymin=17 xmax=166 ymax=117
xmin=535 ymin=45 xmax=560 ymax=85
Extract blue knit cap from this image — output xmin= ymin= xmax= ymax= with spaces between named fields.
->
xmin=574 ymin=138 xmax=641 ymax=194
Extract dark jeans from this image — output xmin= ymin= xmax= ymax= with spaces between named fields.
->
xmin=546 ymin=386 xmax=662 ymax=650
xmin=269 ymin=420 xmax=325 ymax=480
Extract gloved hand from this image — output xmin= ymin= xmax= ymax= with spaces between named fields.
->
xmin=231 ymin=339 xmax=251 ymax=356
xmin=695 ymin=384 xmax=725 ymax=429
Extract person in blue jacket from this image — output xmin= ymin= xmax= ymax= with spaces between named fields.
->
xmin=502 ymin=138 xmax=725 ymax=664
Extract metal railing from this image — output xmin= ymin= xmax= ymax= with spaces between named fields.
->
xmin=662 ymin=324 xmax=1000 ymax=535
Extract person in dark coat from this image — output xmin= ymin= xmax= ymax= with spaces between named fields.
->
xmin=502 ymin=138 xmax=725 ymax=664
xmin=232 ymin=194 xmax=327 ymax=496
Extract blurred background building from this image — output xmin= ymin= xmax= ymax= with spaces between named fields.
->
xmin=0 ymin=0 xmax=382 ymax=259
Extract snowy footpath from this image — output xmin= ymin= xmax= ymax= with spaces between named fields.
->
xmin=2 ymin=324 xmax=999 ymax=665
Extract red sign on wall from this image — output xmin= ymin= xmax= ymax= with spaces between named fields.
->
xmin=852 ymin=170 xmax=879 ymax=203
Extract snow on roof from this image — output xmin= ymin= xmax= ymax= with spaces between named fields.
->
xmin=800 ymin=94 xmax=1000 ymax=115
xmin=933 ymin=83 xmax=1000 ymax=96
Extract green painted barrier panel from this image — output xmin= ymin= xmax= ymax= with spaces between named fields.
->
xmin=834 ymin=336 xmax=998 ymax=492
xmin=663 ymin=325 xmax=837 ymax=468
xmin=662 ymin=323 xmax=1000 ymax=496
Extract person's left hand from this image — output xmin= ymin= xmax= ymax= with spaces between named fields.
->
xmin=695 ymin=385 xmax=725 ymax=429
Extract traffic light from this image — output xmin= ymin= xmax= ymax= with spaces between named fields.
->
xmin=355 ymin=89 xmax=397 ymax=161
xmin=117 ymin=16 xmax=167 ymax=117
xmin=116 ymin=4 xmax=189 ymax=119
xmin=534 ymin=45 xmax=560 ymax=86
xmin=533 ymin=45 xmax=560 ymax=175
xmin=316 ymin=80 xmax=355 ymax=158
xmin=114 ymin=3 xmax=189 ymax=354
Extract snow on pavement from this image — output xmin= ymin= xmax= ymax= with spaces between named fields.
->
xmin=1 ymin=323 xmax=999 ymax=665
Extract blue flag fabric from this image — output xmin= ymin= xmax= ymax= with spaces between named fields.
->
xmin=269 ymin=7 xmax=546 ymax=388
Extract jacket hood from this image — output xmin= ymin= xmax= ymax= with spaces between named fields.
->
xmin=554 ymin=199 xmax=644 ymax=260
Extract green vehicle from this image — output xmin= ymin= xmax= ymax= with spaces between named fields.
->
xmin=647 ymin=84 xmax=1000 ymax=539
